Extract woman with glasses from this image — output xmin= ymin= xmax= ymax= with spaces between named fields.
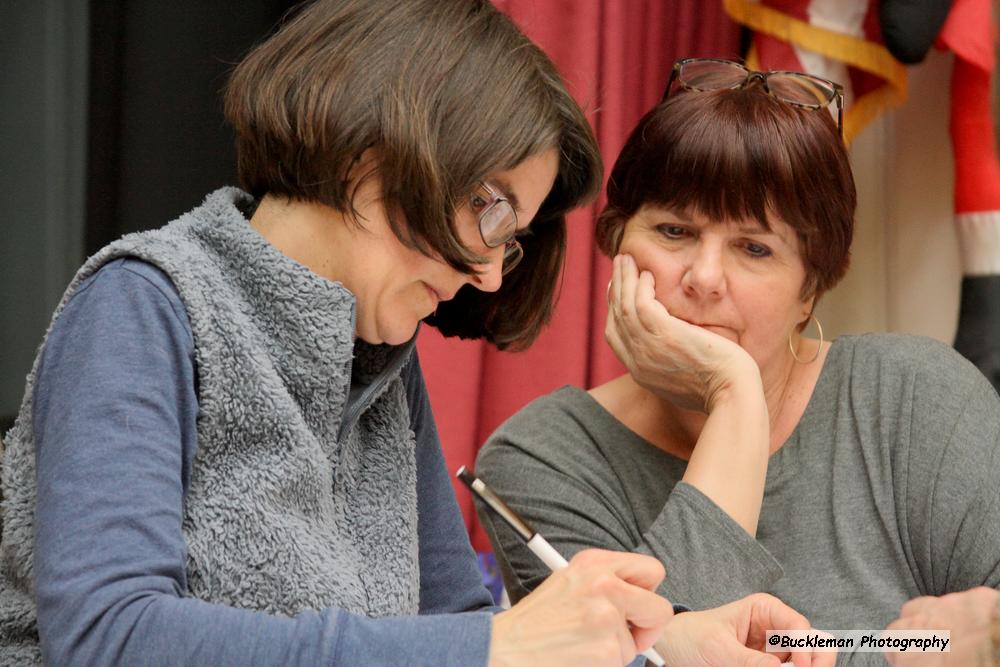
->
xmin=0 ymin=5 xmax=833 ymax=666
xmin=477 ymin=57 xmax=1000 ymax=663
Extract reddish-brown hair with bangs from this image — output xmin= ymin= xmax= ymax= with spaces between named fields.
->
xmin=596 ymin=83 xmax=856 ymax=299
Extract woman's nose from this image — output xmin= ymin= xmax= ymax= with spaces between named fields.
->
xmin=681 ymin=244 xmax=726 ymax=298
xmin=469 ymin=251 xmax=504 ymax=293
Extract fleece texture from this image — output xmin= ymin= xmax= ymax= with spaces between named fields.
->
xmin=0 ymin=188 xmax=420 ymax=662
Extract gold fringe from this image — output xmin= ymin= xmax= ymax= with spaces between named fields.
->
xmin=724 ymin=0 xmax=908 ymax=143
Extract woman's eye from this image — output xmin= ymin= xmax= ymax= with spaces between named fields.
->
xmin=744 ymin=241 xmax=772 ymax=258
xmin=470 ymin=194 xmax=489 ymax=213
xmin=657 ymin=224 xmax=688 ymax=239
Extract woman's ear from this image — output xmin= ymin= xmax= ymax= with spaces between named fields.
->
xmin=343 ymin=148 xmax=384 ymax=225
xmin=346 ymin=148 xmax=381 ymax=185
xmin=797 ymin=295 xmax=816 ymax=332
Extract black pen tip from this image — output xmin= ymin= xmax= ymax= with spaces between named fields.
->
xmin=456 ymin=466 xmax=476 ymax=487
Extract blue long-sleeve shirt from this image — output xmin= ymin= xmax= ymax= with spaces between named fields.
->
xmin=32 ymin=257 xmax=497 ymax=666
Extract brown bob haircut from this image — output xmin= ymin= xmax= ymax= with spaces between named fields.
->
xmin=224 ymin=0 xmax=602 ymax=350
xmin=597 ymin=83 xmax=856 ymax=301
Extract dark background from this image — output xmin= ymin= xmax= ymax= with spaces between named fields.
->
xmin=1 ymin=2 xmax=296 ymax=431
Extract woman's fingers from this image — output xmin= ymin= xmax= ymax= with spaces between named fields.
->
xmin=606 ymin=256 xmax=641 ymax=367
xmin=614 ymin=255 xmax=653 ymax=330
xmin=609 ymin=254 xmax=622 ymax=308
xmin=604 ymin=305 xmax=630 ymax=367
xmin=611 ymin=256 xmax=667 ymax=351
xmin=635 ymin=269 xmax=670 ymax=335
xmin=567 ymin=551 xmax=671 ymax=628
xmin=739 ymin=594 xmax=832 ymax=667
xmin=490 ymin=549 xmax=674 ymax=667
xmin=618 ymin=254 xmax=639 ymax=321
xmin=745 ymin=593 xmax=811 ymax=639
xmin=897 ymin=595 xmax=941 ymax=619
xmin=570 ymin=546 xmax=666 ymax=590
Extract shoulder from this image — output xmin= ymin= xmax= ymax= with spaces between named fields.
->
xmin=836 ymin=332 xmax=961 ymax=364
xmin=488 ymin=386 xmax=602 ymax=446
xmin=90 ymin=257 xmax=182 ymax=299
xmin=67 ymin=258 xmax=190 ymax=334
xmin=830 ymin=334 xmax=1000 ymax=464
xmin=831 ymin=333 xmax=991 ymax=399
xmin=477 ymin=386 xmax=609 ymax=468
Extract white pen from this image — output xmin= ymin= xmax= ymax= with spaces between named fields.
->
xmin=457 ymin=466 xmax=667 ymax=667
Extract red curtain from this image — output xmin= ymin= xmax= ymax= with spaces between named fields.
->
xmin=417 ymin=0 xmax=742 ymax=552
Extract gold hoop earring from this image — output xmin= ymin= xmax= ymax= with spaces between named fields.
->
xmin=788 ymin=314 xmax=824 ymax=364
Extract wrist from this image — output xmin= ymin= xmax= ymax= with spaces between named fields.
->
xmin=990 ymin=591 xmax=1000 ymax=666
xmin=705 ymin=362 xmax=765 ymax=415
xmin=487 ymin=613 xmax=513 ymax=667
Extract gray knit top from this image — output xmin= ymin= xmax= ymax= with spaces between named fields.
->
xmin=478 ymin=334 xmax=1000 ymax=666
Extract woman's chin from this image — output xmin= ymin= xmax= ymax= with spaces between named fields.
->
xmin=356 ymin=319 xmax=420 ymax=346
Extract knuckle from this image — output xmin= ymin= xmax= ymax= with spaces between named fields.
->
xmin=590 ymin=572 xmax=618 ymax=596
xmin=598 ymin=637 xmax=622 ymax=663
xmin=570 ymin=549 xmax=599 ymax=568
xmin=750 ymin=592 xmax=778 ymax=606
xmin=584 ymin=600 xmax=621 ymax=629
xmin=971 ymin=587 xmax=996 ymax=602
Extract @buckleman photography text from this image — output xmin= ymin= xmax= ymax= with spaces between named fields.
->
xmin=766 ymin=630 xmax=951 ymax=653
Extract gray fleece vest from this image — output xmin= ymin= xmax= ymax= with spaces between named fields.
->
xmin=0 ymin=188 xmax=420 ymax=662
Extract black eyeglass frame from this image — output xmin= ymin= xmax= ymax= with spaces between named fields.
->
xmin=663 ymin=57 xmax=845 ymax=138
xmin=473 ymin=181 xmax=523 ymax=276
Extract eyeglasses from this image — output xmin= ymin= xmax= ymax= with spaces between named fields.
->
xmin=663 ymin=57 xmax=844 ymax=137
xmin=470 ymin=181 xmax=524 ymax=276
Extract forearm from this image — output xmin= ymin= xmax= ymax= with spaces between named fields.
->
xmin=682 ymin=377 xmax=769 ymax=536
xmin=479 ymin=473 xmax=781 ymax=611
xmin=405 ymin=352 xmax=497 ymax=615
xmin=476 ymin=387 xmax=779 ymax=612
xmin=637 ymin=482 xmax=783 ymax=609
xmin=40 ymin=591 xmax=493 ymax=667
xmin=990 ymin=591 xmax=1000 ymax=666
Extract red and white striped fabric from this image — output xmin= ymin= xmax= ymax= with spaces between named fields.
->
xmin=937 ymin=0 xmax=1000 ymax=275
xmin=724 ymin=0 xmax=907 ymax=143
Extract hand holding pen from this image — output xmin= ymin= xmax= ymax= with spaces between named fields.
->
xmin=459 ymin=467 xmax=671 ymax=667
xmin=460 ymin=467 xmax=830 ymax=667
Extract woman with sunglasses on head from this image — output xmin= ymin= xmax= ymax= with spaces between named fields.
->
xmin=0 ymin=5 xmax=834 ymax=666
xmin=477 ymin=57 xmax=1000 ymax=664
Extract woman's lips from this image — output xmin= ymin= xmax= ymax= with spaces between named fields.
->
xmin=424 ymin=283 xmax=455 ymax=306
xmin=675 ymin=315 xmax=718 ymax=328
xmin=424 ymin=283 xmax=441 ymax=306
xmin=674 ymin=316 xmax=738 ymax=340
xmin=699 ymin=324 xmax=738 ymax=342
